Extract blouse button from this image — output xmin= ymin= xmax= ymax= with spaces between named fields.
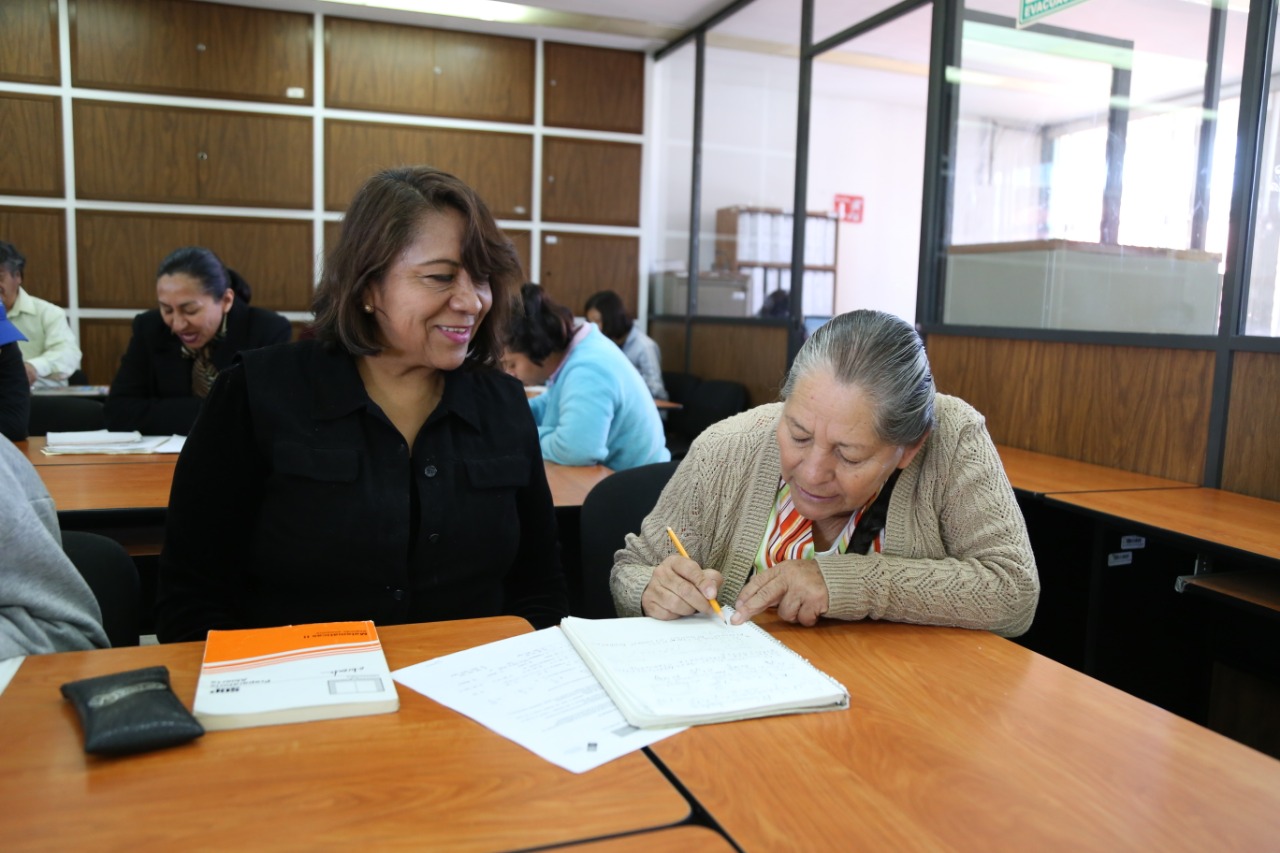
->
xmin=423 ymin=464 xmax=438 ymax=477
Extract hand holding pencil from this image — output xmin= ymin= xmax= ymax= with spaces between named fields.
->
xmin=638 ymin=525 xmax=725 ymax=622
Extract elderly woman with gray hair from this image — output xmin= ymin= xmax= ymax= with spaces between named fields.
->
xmin=610 ymin=309 xmax=1039 ymax=637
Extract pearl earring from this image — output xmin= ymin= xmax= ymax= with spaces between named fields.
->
xmin=363 ymin=304 xmax=374 ymax=313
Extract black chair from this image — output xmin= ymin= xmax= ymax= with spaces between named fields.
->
xmin=664 ymin=376 xmax=749 ymax=460
xmin=28 ymin=396 xmax=106 ymax=436
xmin=578 ymin=460 xmax=681 ymax=619
xmin=61 ymin=531 xmax=141 ymax=648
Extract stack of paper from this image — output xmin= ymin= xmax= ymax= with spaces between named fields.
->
xmin=41 ymin=431 xmax=185 ymax=455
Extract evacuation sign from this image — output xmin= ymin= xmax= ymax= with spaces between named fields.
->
xmin=834 ymin=194 xmax=864 ymax=224
xmin=1018 ymin=0 xmax=1090 ymax=27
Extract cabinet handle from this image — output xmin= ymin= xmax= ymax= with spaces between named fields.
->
xmin=197 ymin=152 xmax=209 ymax=161
xmin=196 ymin=43 xmax=206 ymax=52
xmin=547 ymin=175 xmax=555 ymax=184
xmin=549 ymin=79 xmax=557 ymax=87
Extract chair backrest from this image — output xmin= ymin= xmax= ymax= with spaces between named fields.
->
xmin=682 ymin=379 xmax=749 ymax=437
xmin=578 ymin=460 xmax=681 ymax=619
xmin=61 ymin=531 xmax=140 ymax=648
xmin=28 ymin=396 xmax=106 ymax=436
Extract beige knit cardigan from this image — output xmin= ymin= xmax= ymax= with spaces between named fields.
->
xmin=610 ymin=394 xmax=1040 ymax=637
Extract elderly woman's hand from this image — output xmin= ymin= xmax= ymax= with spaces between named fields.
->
xmin=731 ymin=559 xmax=829 ymax=626
xmin=641 ymin=554 xmax=724 ymax=620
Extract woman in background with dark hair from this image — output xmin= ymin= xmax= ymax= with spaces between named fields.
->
xmin=583 ymin=289 xmax=668 ymax=403
xmin=156 ymin=167 xmax=567 ymax=642
xmin=504 ymin=283 xmax=669 ymax=471
xmin=105 ymin=246 xmax=291 ymax=435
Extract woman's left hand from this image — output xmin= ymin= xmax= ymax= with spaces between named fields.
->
xmin=731 ymin=559 xmax=829 ymax=626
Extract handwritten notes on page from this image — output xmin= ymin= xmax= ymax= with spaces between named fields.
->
xmin=393 ymin=628 xmax=684 ymax=774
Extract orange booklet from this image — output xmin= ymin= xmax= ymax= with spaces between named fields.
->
xmin=193 ymin=621 xmax=399 ymax=731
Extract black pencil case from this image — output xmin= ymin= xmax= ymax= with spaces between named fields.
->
xmin=60 ymin=665 xmax=204 ymax=755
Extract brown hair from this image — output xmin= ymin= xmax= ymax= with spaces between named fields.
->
xmin=311 ymin=166 xmax=522 ymax=368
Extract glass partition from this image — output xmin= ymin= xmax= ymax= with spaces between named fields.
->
xmin=649 ymin=41 xmax=696 ymax=318
xmin=1246 ymin=10 xmax=1280 ymax=336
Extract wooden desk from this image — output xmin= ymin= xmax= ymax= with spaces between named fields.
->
xmin=545 ymin=462 xmax=612 ymax=507
xmin=996 ymin=444 xmax=1197 ymax=497
xmin=1048 ymin=487 xmax=1280 ymax=562
xmin=0 ymin=618 xmax=690 ymax=851
xmin=559 ymin=826 xmax=734 ymax=851
xmin=650 ymin=614 xmax=1280 ymax=850
xmin=37 ymin=459 xmax=177 ymax=513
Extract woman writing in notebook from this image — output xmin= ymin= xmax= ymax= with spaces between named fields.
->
xmin=610 ymin=309 xmax=1039 ymax=637
xmin=156 ymin=167 xmax=568 ymax=642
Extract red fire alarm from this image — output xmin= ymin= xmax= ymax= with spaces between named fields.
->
xmin=834 ymin=194 xmax=864 ymax=224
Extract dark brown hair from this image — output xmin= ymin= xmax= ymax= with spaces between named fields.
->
xmin=505 ymin=283 xmax=574 ymax=365
xmin=583 ymin=289 xmax=633 ymax=340
xmin=311 ymin=166 xmax=522 ymax=368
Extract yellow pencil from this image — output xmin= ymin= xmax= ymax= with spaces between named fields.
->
xmin=666 ymin=526 xmax=722 ymax=617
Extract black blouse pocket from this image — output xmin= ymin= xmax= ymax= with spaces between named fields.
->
xmin=272 ymin=441 xmax=360 ymax=482
xmin=464 ymin=456 xmax=530 ymax=490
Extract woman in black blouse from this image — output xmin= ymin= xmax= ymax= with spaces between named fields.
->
xmin=155 ymin=166 xmax=568 ymax=642
xmin=105 ymin=247 xmax=291 ymax=435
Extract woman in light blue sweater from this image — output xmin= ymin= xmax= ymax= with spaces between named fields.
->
xmin=503 ymin=284 xmax=669 ymax=471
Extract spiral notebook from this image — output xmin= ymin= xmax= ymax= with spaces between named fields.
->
xmin=559 ymin=611 xmax=849 ymax=729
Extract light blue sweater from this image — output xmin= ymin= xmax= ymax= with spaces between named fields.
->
xmin=529 ymin=325 xmax=671 ymax=471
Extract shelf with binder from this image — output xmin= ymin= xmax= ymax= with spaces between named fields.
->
xmin=714 ymin=205 xmax=838 ymax=316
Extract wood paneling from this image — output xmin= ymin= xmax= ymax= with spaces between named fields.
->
xmin=1222 ymin=351 xmax=1280 ymax=500
xmin=325 ymin=18 xmax=533 ymax=122
xmin=71 ymin=0 xmax=312 ymax=104
xmin=0 ymin=208 xmax=67 ymax=306
xmin=0 ymin=0 xmax=60 ymax=84
xmin=74 ymin=101 xmax=311 ymax=208
xmin=77 ymin=212 xmax=313 ymax=311
xmin=505 ymin=230 xmax=531 ymax=280
xmin=649 ymin=318 xmax=686 ymax=373
xmin=543 ymin=43 xmax=644 ymax=134
xmin=539 ymin=233 xmax=638 ymax=322
xmin=926 ymin=334 xmax=1213 ymax=483
xmin=0 ymin=95 xmax=63 ymax=197
xmin=542 ymin=139 xmax=641 ymax=227
xmin=690 ymin=323 xmax=788 ymax=408
xmin=325 ymin=121 xmax=532 ymax=219
xmin=324 ymin=220 xmax=342 ymax=265
xmin=79 ymin=318 xmax=135 ymax=386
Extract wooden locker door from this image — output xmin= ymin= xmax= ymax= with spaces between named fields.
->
xmin=196 ymin=3 xmax=313 ymax=104
xmin=505 ymin=230 xmax=532 ymax=280
xmin=0 ymin=0 xmax=60 ymax=84
xmin=0 ymin=95 xmax=62 ymax=197
xmin=432 ymin=30 xmax=534 ymax=123
xmin=71 ymin=0 xmax=200 ymax=94
xmin=543 ymin=43 xmax=644 ymax=134
xmin=77 ymin=212 xmax=201 ymax=308
xmin=79 ymin=318 xmax=136 ymax=386
xmin=198 ymin=110 xmax=312 ymax=208
xmin=325 ymin=17 xmax=436 ymax=115
xmin=542 ymin=138 xmax=641 ymax=227
xmin=539 ymin=232 xmax=638 ymax=321
xmin=198 ymin=218 xmax=314 ymax=312
xmin=73 ymin=101 xmax=201 ymax=203
xmin=0 ymin=208 xmax=67 ymax=306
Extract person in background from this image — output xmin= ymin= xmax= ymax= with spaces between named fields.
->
xmin=611 ymin=309 xmax=1039 ymax=637
xmin=583 ymin=289 xmax=668 ymax=403
xmin=155 ymin=166 xmax=567 ymax=642
xmin=105 ymin=247 xmax=291 ymax=435
xmin=0 ymin=241 xmax=82 ymax=389
xmin=504 ymin=283 xmax=670 ymax=471
xmin=0 ymin=436 xmax=110 ymax=657
xmin=0 ymin=303 xmax=30 ymax=442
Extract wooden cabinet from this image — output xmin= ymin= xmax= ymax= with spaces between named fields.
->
xmin=77 ymin=212 xmax=314 ymax=311
xmin=0 ymin=207 xmax=67 ymax=306
xmin=71 ymin=0 xmax=313 ymax=104
xmin=73 ymin=101 xmax=311 ymax=208
xmin=0 ymin=0 xmax=59 ymax=84
xmin=544 ymin=43 xmax=644 ymax=134
xmin=325 ymin=120 xmax=532 ymax=219
xmin=540 ymin=233 xmax=638 ymax=319
xmin=714 ymin=206 xmax=839 ymax=316
xmin=506 ymin=230 xmax=532 ymax=280
xmin=0 ymin=95 xmax=62 ymax=197
xmin=78 ymin=318 xmax=135 ymax=386
xmin=542 ymin=139 xmax=641 ymax=227
xmin=325 ymin=18 xmax=533 ymax=123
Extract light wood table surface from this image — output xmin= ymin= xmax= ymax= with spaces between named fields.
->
xmin=650 ymin=613 xmax=1280 ymax=851
xmin=1048 ymin=487 xmax=1280 ymax=562
xmin=0 ymin=618 xmax=690 ymax=852
xmin=555 ymin=826 xmax=734 ymax=851
xmin=545 ymin=462 xmax=613 ymax=508
xmin=37 ymin=458 xmax=178 ymax=512
xmin=996 ymin=444 xmax=1197 ymax=496
xmin=17 ymin=436 xmax=177 ymax=466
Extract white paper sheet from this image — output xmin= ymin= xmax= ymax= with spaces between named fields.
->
xmin=393 ymin=627 xmax=685 ymax=774
xmin=0 ymin=656 xmax=23 ymax=696
xmin=41 ymin=434 xmax=184 ymax=455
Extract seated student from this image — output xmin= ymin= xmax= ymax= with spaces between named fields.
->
xmin=155 ymin=166 xmax=568 ymax=642
xmin=0 ymin=242 xmax=82 ymax=389
xmin=611 ymin=309 xmax=1039 ymax=637
xmin=583 ymin=289 xmax=668 ymax=402
xmin=1 ymin=436 xmax=110 ymax=657
xmin=0 ymin=303 xmax=30 ymax=442
xmin=105 ymin=247 xmax=291 ymax=435
xmin=503 ymin=283 xmax=670 ymax=471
